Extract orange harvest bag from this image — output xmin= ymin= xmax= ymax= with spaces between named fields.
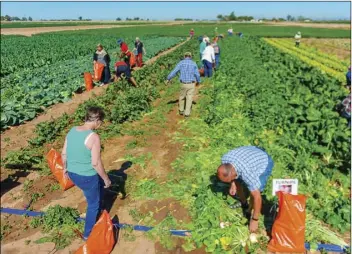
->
xmin=129 ymin=52 xmax=136 ymax=67
xmin=94 ymin=62 xmax=105 ymax=81
xmin=268 ymin=191 xmax=307 ymax=253
xmin=75 ymin=210 xmax=115 ymax=254
xmin=84 ymin=72 xmax=94 ymax=91
xmin=199 ymin=68 xmax=204 ymax=77
xmin=46 ymin=148 xmax=74 ymax=191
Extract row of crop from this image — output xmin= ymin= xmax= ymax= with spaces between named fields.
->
xmin=272 ymin=38 xmax=350 ymax=67
xmin=264 ymin=38 xmax=347 ymax=83
xmin=244 ymin=37 xmax=350 ymax=230
xmin=127 ymin=36 xmax=348 ymax=253
xmin=0 ymin=33 xmax=181 ymax=76
xmin=2 ymin=38 xmax=196 ymax=174
xmin=267 ymin=38 xmax=349 ymax=72
xmin=1 ymin=37 xmax=184 ymax=130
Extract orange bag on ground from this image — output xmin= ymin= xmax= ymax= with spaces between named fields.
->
xmin=46 ymin=148 xmax=74 ymax=191
xmin=267 ymin=191 xmax=307 ymax=253
xmin=199 ymin=68 xmax=204 ymax=77
xmin=94 ymin=62 xmax=105 ymax=81
xmin=84 ymin=72 xmax=94 ymax=91
xmin=75 ymin=210 xmax=115 ymax=254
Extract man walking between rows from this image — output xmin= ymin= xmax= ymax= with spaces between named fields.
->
xmin=166 ymin=52 xmax=201 ymax=118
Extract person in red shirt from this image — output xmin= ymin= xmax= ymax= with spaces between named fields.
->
xmin=117 ymin=38 xmax=131 ymax=65
xmin=114 ymin=61 xmax=137 ymax=87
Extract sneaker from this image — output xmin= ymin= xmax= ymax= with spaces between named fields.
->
xmin=99 ymin=83 xmax=108 ymax=87
xmin=184 ymin=115 xmax=190 ymax=118
xmin=179 ymin=111 xmax=184 ymax=116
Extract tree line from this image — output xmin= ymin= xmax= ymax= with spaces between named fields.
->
xmin=1 ymin=15 xmax=33 ymax=21
xmin=216 ymin=11 xmax=316 ymax=22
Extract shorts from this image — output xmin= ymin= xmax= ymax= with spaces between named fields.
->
xmin=115 ymin=65 xmax=131 ymax=79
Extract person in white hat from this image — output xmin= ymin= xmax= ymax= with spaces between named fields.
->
xmin=294 ymin=31 xmax=302 ymax=47
xmin=133 ymin=37 xmax=146 ymax=67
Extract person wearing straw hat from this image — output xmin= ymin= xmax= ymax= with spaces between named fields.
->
xmin=189 ymin=28 xmax=195 ymax=39
xmin=93 ymin=44 xmax=111 ymax=87
xmin=133 ymin=37 xmax=146 ymax=67
xmin=166 ymin=52 xmax=201 ymax=118
xmin=294 ymin=31 xmax=302 ymax=47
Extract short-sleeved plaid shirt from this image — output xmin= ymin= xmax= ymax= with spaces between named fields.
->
xmin=221 ymin=146 xmax=270 ymax=191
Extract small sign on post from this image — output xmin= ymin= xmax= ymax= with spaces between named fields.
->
xmin=272 ymin=179 xmax=298 ymax=196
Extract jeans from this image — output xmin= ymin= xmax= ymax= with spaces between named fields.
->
xmin=258 ymin=155 xmax=274 ymax=192
xmin=203 ymin=60 xmax=213 ymax=77
xmin=215 ymin=54 xmax=220 ymax=68
xmin=341 ymin=111 xmax=351 ymax=127
xmin=68 ymin=172 xmax=104 ymax=238
xmin=101 ymin=66 xmax=111 ymax=84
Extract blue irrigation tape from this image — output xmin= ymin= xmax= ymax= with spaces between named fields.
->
xmin=0 ymin=207 xmax=349 ymax=252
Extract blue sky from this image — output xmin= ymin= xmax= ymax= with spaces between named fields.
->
xmin=1 ymin=2 xmax=350 ymax=21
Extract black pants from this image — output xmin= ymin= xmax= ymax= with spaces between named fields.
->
xmin=100 ymin=66 xmax=111 ymax=84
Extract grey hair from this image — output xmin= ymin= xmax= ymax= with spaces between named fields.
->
xmin=221 ymin=163 xmax=233 ymax=177
xmin=85 ymin=106 xmax=105 ymax=122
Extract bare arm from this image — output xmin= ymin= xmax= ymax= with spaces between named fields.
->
xmin=90 ymin=134 xmax=111 ymax=186
xmin=251 ymin=190 xmax=262 ymax=219
xmin=62 ymin=138 xmax=68 ymax=172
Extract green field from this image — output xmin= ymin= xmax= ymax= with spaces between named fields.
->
xmin=0 ymin=22 xmax=350 ymax=253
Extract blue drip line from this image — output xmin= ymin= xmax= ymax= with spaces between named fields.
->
xmin=1 ymin=207 xmax=348 ymax=252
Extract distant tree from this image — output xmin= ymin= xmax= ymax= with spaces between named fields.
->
xmin=217 ymin=14 xmax=223 ymax=20
xmin=4 ymin=15 xmax=11 ymax=21
xmin=28 ymin=16 xmax=33 ymax=21
xmin=147 ymin=18 xmax=149 ymax=21
xmin=286 ymin=15 xmax=293 ymax=21
xmin=133 ymin=17 xmax=140 ymax=20
xmin=297 ymin=15 xmax=306 ymax=21
xmin=228 ymin=11 xmax=236 ymax=21
xmin=78 ymin=16 xmax=82 ymax=21
xmin=21 ymin=17 xmax=27 ymax=21
xmin=278 ymin=18 xmax=286 ymax=22
xmin=12 ymin=16 xmax=21 ymax=21
xmin=116 ymin=17 xmax=122 ymax=21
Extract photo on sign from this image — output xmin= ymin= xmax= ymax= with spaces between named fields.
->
xmin=272 ymin=179 xmax=298 ymax=196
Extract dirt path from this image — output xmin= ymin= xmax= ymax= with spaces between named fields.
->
xmin=264 ymin=21 xmax=351 ymax=30
xmin=1 ymin=77 xmax=201 ymax=253
xmin=0 ymin=38 xmax=190 ymax=160
xmin=0 ymin=22 xmax=185 ymax=36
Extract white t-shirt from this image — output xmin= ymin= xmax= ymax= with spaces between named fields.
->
xmin=228 ymin=29 xmax=233 ymax=33
xmin=202 ymin=46 xmax=215 ymax=62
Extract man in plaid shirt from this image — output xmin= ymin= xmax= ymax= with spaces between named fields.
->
xmin=217 ymin=146 xmax=274 ymax=233
xmin=166 ymin=52 xmax=201 ymax=117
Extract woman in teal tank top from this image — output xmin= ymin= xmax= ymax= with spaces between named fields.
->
xmin=62 ymin=106 xmax=111 ymax=240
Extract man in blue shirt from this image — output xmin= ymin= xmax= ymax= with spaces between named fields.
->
xmin=166 ymin=52 xmax=201 ymax=117
xmin=217 ymin=146 xmax=274 ymax=233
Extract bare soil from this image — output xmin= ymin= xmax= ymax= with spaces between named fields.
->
xmin=264 ymin=21 xmax=351 ymax=30
xmin=1 ymin=66 xmax=200 ymax=253
xmin=0 ymin=22 xmax=184 ymax=36
xmin=0 ymin=38 xmax=190 ymax=161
